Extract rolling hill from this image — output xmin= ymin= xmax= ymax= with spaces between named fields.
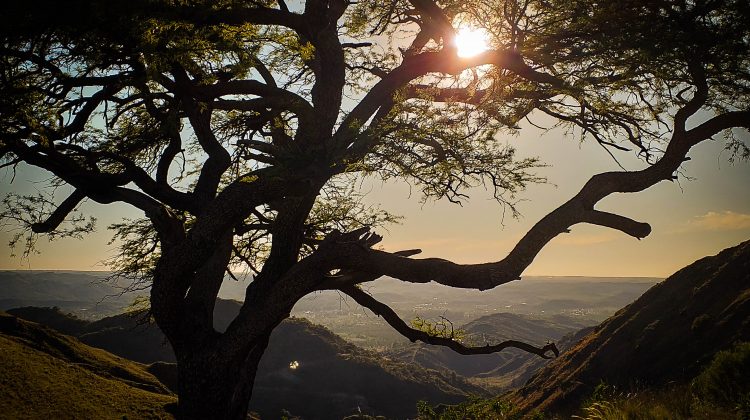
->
xmin=8 ymin=301 xmax=487 ymax=419
xmin=0 ymin=311 xmax=175 ymax=419
xmin=512 ymin=239 xmax=750 ymax=416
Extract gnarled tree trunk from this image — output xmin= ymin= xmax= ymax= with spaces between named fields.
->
xmin=175 ymin=337 xmax=269 ymax=420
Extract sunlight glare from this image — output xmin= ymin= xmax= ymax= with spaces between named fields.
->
xmin=455 ymin=27 xmax=489 ymax=58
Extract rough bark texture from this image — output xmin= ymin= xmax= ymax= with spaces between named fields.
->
xmin=176 ymin=337 xmax=269 ymax=420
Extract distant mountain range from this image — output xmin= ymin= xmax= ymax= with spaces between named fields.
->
xmin=0 ymin=270 xmax=659 ymax=324
xmin=3 ymin=239 xmax=748 ymax=418
xmin=0 ymin=271 xmax=135 ymax=317
xmin=0 ymin=269 xmax=662 ymax=418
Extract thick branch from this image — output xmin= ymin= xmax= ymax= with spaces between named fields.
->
xmin=327 ymin=95 xmax=721 ymax=291
xmin=674 ymin=62 xmax=708 ymax=135
xmin=30 ymin=189 xmax=86 ymax=233
xmin=340 ymin=285 xmax=559 ymax=358
xmin=685 ymin=110 xmax=750 ymax=145
xmin=335 ymin=49 xmax=568 ymax=156
xmin=172 ymin=65 xmax=231 ymax=203
xmin=582 ymin=210 xmax=651 ymax=239
xmin=408 ymin=0 xmax=456 ymax=48
xmin=54 ymin=143 xmax=197 ymax=213
xmin=170 ymin=4 xmax=307 ymax=35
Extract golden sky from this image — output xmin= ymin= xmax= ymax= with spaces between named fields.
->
xmin=1 ymin=115 xmax=749 ymax=277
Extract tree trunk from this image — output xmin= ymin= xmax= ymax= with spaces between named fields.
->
xmin=176 ymin=338 xmax=269 ymax=420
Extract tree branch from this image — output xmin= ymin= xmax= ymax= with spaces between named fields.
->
xmin=325 ymin=92 xmax=718 ymax=291
xmin=335 ymin=48 xmax=568 ymax=156
xmin=686 ymin=110 xmax=750 ymax=146
xmin=582 ymin=210 xmax=651 ymax=239
xmin=30 ymin=189 xmax=86 ymax=233
xmin=340 ymin=285 xmax=559 ymax=358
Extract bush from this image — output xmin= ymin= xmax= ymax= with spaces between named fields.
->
xmin=692 ymin=342 xmax=750 ymax=415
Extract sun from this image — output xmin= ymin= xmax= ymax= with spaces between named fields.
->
xmin=454 ymin=27 xmax=489 ymax=58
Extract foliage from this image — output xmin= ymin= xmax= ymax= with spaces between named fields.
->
xmin=416 ymin=396 xmax=542 ymax=420
xmin=411 ymin=315 xmax=466 ymax=341
xmin=573 ymin=344 xmax=750 ymax=420
xmin=692 ymin=342 xmax=750 ymax=416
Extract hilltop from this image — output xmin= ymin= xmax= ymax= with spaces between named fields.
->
xmin=0 ymin=311 xmax=175 ymax=419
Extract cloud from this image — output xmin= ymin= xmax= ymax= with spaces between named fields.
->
xmin=687 ymin=211 xmax=750 ymax=231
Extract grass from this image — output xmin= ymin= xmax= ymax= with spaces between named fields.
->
xmin=572 ymin=385 xmax=736 ymax=420
xmin=417 ymin=343 xmax=750 ymax=420
xmin=416 ymin=396 xmax=544 ymax=420
xmin=573 ymin=342 xmax=750 ymax=420
xmin=0 ymin=313 xmax=175 ymax=419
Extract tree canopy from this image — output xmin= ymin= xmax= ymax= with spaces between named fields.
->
xmin=1 ymin=0 xmax=749 ymax=418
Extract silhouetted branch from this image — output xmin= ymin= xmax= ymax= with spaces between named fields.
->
xmin=30 ymin=189 xmax=86 ymax=233
xmin=340 ymin=285 xmax=559 ymax=358
xmin=582 ymin=210 xmax=651 ymax=239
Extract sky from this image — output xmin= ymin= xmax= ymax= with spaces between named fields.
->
xmin=1 ymin=23 xmax=749 ymax=277
xmin=363 ymin=118 xmax=750 ymax=277
xmin=2 ymin=111 xmax=748 ymax=277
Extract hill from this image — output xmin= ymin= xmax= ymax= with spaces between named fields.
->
xmin=0 ymin=311 xmax=175 ymax=419
xmin=512 ymin=239 xmax=750 ymax=415
xmin=8 ymin=301 xmax=486 ymax=419
xmin=251 ymin=317 xmax=485 ymax=419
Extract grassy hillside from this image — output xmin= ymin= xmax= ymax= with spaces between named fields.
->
xmin=0 ymin=312 xmax=175 ymax=419
xmin=7 ymin=304 xmax=486 ymax=419
xmin=512 ymin=239 xmax=750 ymax=415
xmin=570 ymin=342 xmax=750 ymax=420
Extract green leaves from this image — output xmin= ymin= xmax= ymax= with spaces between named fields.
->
xmin=0 ymin=192 xmax=96 ymax=258
xmin=411 ymin=315 xmax=466 ymax=341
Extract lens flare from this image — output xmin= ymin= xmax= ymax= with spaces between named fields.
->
xmin=455 ymin=27 xmax=489 ymax=58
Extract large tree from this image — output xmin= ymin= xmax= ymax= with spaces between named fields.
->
xmin=1 ymin=0 xmax=748 ymax=418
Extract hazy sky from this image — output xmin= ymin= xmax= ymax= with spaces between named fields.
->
xmin=365 ymin=117 xmax=750 ymax=277
xmin=2 ymin=110 xmax=748 ymax=276
xmin=3 ymin=12 xmax=749 ymax=277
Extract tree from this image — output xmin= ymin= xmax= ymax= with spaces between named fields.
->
xmin=1 ymin=0 xmax=748 ymax=418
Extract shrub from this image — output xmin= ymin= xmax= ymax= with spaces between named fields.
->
xmin=692 ymin=342 xmax=750 ymax=415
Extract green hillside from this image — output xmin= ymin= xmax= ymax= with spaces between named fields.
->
xmin=0 ymin=312 xmax=175 ymax=419
xmin=513 ymin=239 xmax=750 ymax=416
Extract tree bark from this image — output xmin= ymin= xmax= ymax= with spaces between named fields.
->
xmin=176 ymin=336 xmax=269 ymax=420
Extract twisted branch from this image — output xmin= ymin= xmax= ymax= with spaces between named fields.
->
xmin=340 ymin=285 xmax=559 ymax=358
